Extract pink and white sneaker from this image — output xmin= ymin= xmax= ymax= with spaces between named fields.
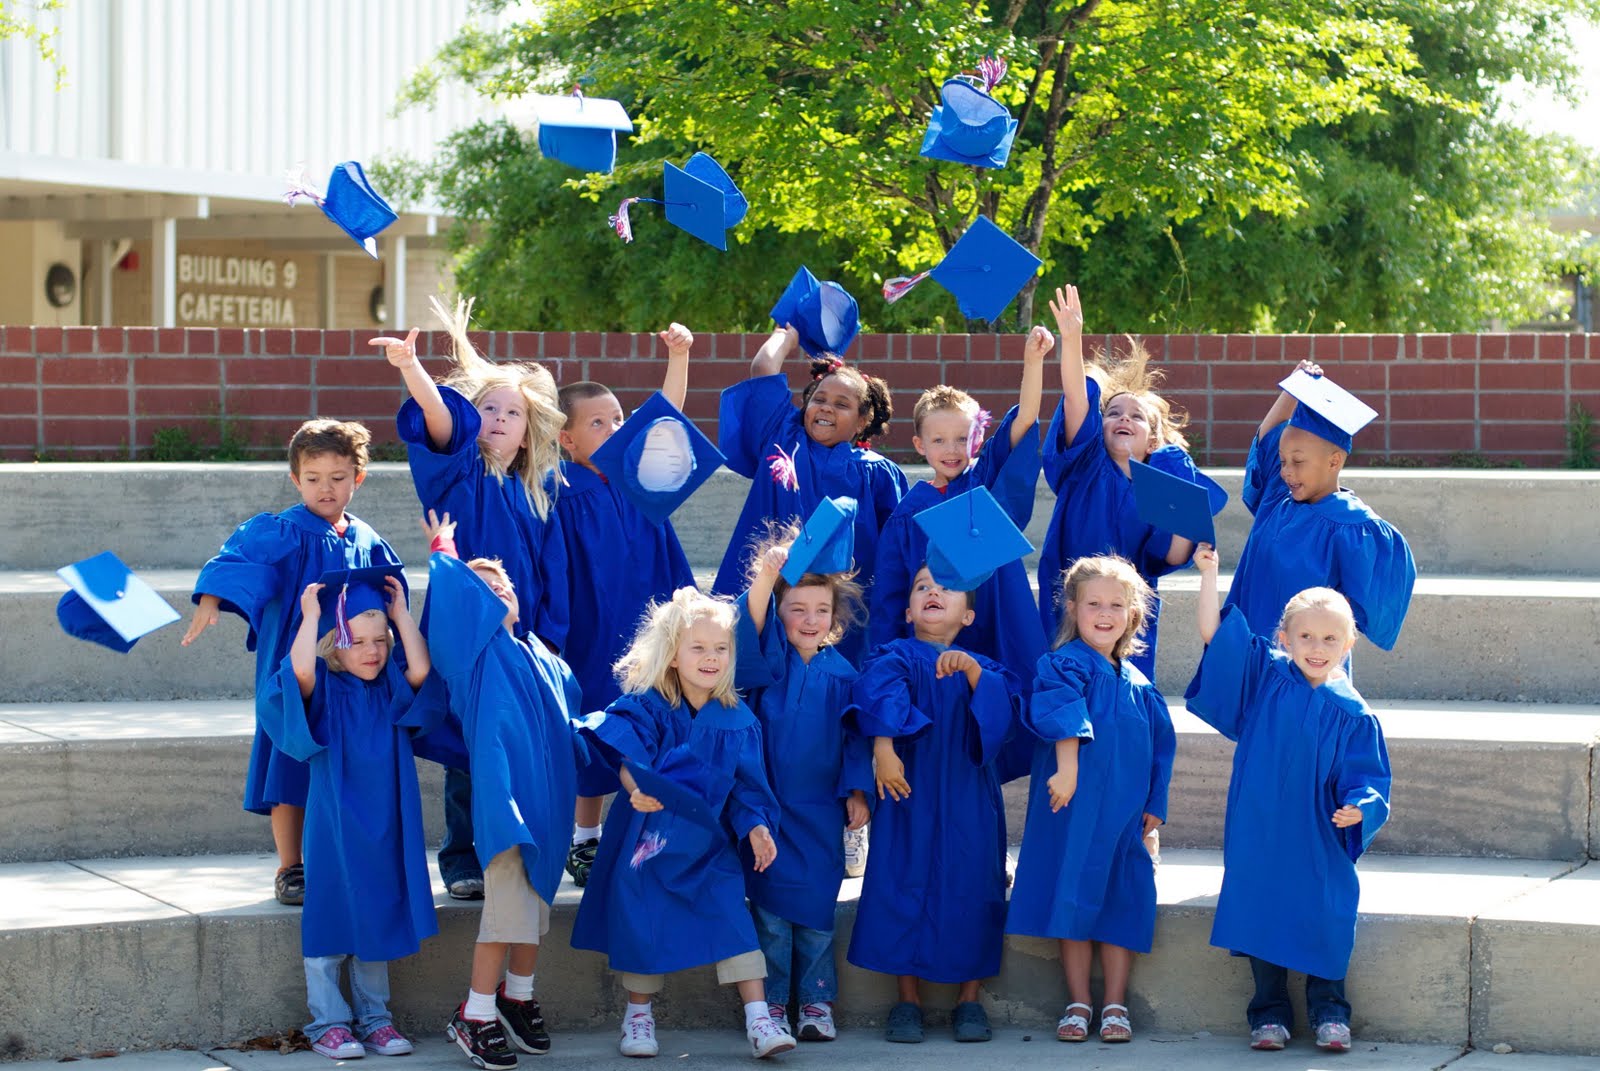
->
xmin=360 ymin=1025 xmax=414 ymax=1056
xmin=312 ymin=1026 xmax=364 ymax=1060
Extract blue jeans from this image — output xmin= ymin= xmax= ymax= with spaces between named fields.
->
xmin=305 ymin=955 xmax=391 ymax=1040
xmin=1247 ymin=956 xmax=1349 ymax=1029
xmin=753 ymin=903 xmax=836 ymax=1006
xmin=439 ymin=767 xmax=481 ymax=884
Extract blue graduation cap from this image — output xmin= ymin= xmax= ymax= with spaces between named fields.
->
xmin=56 ymin=551 xmax=181 ymax=653
xmin=285 ymin=162 xmax=397 ymax=259
xmin=624 ymin=748 xmax=733 ymax=834
xmin=771 ymin=266 xmax=861 ymax=357
xmin=313 ymin=564 xmax=406 ymax=647
xmin=882 ymin=215 xmax=1041 ymax=322
xmin=610 ymin=152 xmax=748 ymax=250
xmin=919 ymin=78 xmax=1019 ymax=170
xmin=781 ymin=497 xmax=858 ymax=584
xmin=531 ymin=92 xmax=634 ymax=174
xmin=1280 ymin=369 xmax=1379 ymax=453
xmin=912 ymin=485 xmax=1034 ymax=592
xmin=1146 ymin=444 xmax=1229 ymax=516
xmin=1130 ymin=459 xmax=1218 ymax=546
xmin=590 ymin=391 xmax=726 ymax=525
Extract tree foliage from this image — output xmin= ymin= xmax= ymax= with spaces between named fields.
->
xmin=1 ymin=0 xmax=67 ymax=89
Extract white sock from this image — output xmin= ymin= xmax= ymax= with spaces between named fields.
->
xmin=504 ymin=970 xmax=534 ymax=1001
xmin=626 ymin=1000 xmax=653 ymax=1020
xmin=464 ymin=988 xmax=497 ymax=1022
xmin=744 ymin=1000 xmax=769 ymax=1028
xmin=574 ymin=824 xmax=601 ymax=843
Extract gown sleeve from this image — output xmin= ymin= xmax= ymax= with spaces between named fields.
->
xmin=718 ymin=374 xmax=799 ymax=477
xmin=868 ymin=453 xmax=910 ymax=531
xmin=258 ymin=656 xmax=329 ymax=763
xmin=837 ymin=726 xmax=876 ymax=802
xmin=846 ymin=645 xmax=932 ymax=739
xmin=973 ymin=405 xmax=1042 ymax=528
xmin=1024 ymin=649 xmax=1096 ymax=743
xmin=531 ymin=497 xmax=571 ymax=653
xmin=1042 ymin=380 xmax=1104 ymax=492
xmin=1144 ymin=690 xmax=1177 ymax=822
xmin=734 ymin=592 xmax=786 ymax=691
xmin=1183 ymin=606 xmax=1272 ymax=742
xmin=575 ymin=694 xmax=667 ymax=770
xmin=1329 ymin=518 xmax=1417 ymax=651
xmin=866 ymin=513 xmax=915 ymax=653
xmin=1334 ymin=710 xmax=1392 ymax=861
xmin=964 ymin=654 xmax=1023 ymax=768
xmin=192 ymin=513 xmax=301 ymax=649
xmin=725 ymin=721 xmax=783 ymax=840
xmin=397 ymin=384 xmax=482 ymax=507
xmin=1241 ymin=423 xmax=1288 ymax=517
xmin=396 ymin=671 xmax=470 ymax=770
xmin=420 ymin=553 xmax=512 ymax=685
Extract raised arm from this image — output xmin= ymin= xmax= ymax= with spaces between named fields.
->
xmin=749 ymin=325 xmax=799 ymax=378
xmin=1048 ymin=285 xmax=1089 ymax=443
xmin=744 ymin=545 xmax=788 ymax=638
xmin=290 ymin=583 xmax=323 ymax=699
xmin=1012 ymin=325 xmax=1053 ymax=447
xmin=659 ymin=322 xmax=693 ymax=410
xmin=385 ymin=575 xmax=431 ymax=688
xmin=1259 ymin=359 xmax=1322 ymax=438
xmin=1194 ymin=543 xmax=1221 ymax=644
xmin=370 ymin=327 xmax=454 ymax=450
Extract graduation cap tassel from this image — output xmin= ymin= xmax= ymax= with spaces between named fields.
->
xmin=281 ymin=165 xmax=325 ymax=208
xmin=976 ymin=55 xmax=1007 ymax=92
xmin=882 ymin=271 xmax=931 ymax=304
xmin=765 ymin=441 xmax=800 ymax=493
xmin=969 ymin=408 xmax=993 ymax=459
xmin=333 ymin=584 xmax=354 ymax=650
xmin=609 ymin=197 xmax=641 ymax=243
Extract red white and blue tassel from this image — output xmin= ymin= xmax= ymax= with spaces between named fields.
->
xmin=766 ymin=441 xmax=800 ymax=493
xmin=977 ymin=55 xmax=1007 ymax=92
xmin=282 ymin=165 xmax=325 ymax=208
xmin=333 ymin=584 xmax=354 ymax=650
xmin=969 ymin=408 xmax=993 ymax=459
xmin=882 ymin=270 xmax=932 ymax=304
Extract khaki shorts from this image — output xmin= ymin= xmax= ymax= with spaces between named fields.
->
xmin=477 ymin=847 xmax=552 ymax=945
xmin=619 ymin=949 xmax=766 ymax=995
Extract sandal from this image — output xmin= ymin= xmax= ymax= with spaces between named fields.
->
xmin=1056 ymin=1003 xmax=1091 ymax=1042
xmin=1099 ymin=1003 xmax=1132 ymax=1043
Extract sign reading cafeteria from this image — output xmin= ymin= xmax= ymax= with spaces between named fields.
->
xmin=177 ymin=254 xmax=299 ymax=326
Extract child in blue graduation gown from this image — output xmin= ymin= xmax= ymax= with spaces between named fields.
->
xmin=571 ymin=587 xmax=796 ymax=1061
xmin=258 ymin=569 xmax=444 ymax=1060
xmin=1006 ymin=555 xmax=1175 ymax=1045
xmin=184 ymin=419 xmax=403 ymax=905
xmin=373 ymin=301 xmax=571 ymax=900
xmin=870 ymin=325 xmax=1052 ymax=683
xmin=714 ymin=325 xmax=906 ymax=660
xmin=848 ymin=565 xmax=1023 ymax=1044
xmin=1225 ymin=360 xmax=1416 ymax=652
xmin=736 ymin=534 xmax=871 ymax=1042
xmin=1189 ymin=544 xmax=1392 ymax=1053
xmin=1036 ymin=286 xmax=1225 ymax=680
xmin=419 ymin=515 xmax=583 ymax=1067
xmin=554 ymin=323 xmax=697 ymax=887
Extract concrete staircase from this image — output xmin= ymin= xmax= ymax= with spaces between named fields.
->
xmin=2 ymin=462 xmax=1598 ymax=1058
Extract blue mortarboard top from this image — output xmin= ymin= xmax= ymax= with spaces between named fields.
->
xmin=882 ymin=215 xmax=1041 ymax=323
xmin=1280 ymin=369 xmax=1378 ymax=453
xmin=313 ymin=564 xmax=406 ymax=643
xmin=663 ymin=152 xmax=748 ymax=250
xmin=317 ymin=162 xmax=397 ymax=259
xmin=56 ymin=551 xmax=181 ymax=653
xmin=771 ymin=266 xmax=860 ymax=357
xmin=1146 ymin=444 xmax=1230 ymax=516
xmin=590 ymin=391 xmax=726 ymax=525
xmin=531 ymin=92 xmax=634 ymax=174
xmin=1130 ymin=459 xmax=1218 ymax=546
xmin=919 ymin=78 xmax=1019 ymax=169
xmin=781 ymin=497 xmax=858 ymax=584
xmin=625 ymin=747 xmax=733 ymax=834
xmin=912 ymin=485 xmax=1034 ymax=592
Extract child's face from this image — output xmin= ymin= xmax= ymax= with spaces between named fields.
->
xmin=472 ymin=565 xmax=519 ymax=631
xmin=290 ymin=450 xmax=365 ymax=523
xmin=1278 ymin=426 xmax=1343 ymax=503
xmin=778 ymin=583 xmax=834 ymax=657
xmin=804 ymin=375 xmax=868 ymax=448
xmin=671 ymin=618 xmax=732 ymax=698
xmin=1102 ymin=392 xmax=1154 ymax=462
xmin=913 ymin=408 xmax=975 ymax=484
xmin=340 ymin=613 xmax=392 ymax=681
xmin=560 ymin=392 xmax=625 ymax=467
xmin=1278 ymin=607 xmax=1355 ymax=687
xmin=477 ymin=386 xmax=530 ymax=465
xmin=905 ymin=566 xmax=974 ymax=641
xmin=1069 ymin=575 xmax=1132 ymax=660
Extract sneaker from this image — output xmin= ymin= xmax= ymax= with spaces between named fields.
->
xmin=447 ymin=1004 xmax=517 ymax=1070
xmin=1250 ymin=1023 xmax=1290 ymax=1051
xmin=766 ymin=1004 xmax=791 ymax=1033
xmin=842 ymin=826 xmax=868 ymax=878
xmin=496 ymin=985 xmax=551 ymax=1055
xmin=360 ymin=1026 xmax=414 ymax=1057
xmin=884 ymin=1001 xmax=923 ymax=1044
xmin=566 ymin=838 xmax=600 ymax=887
xmin=952 ymin=1001 xmax=992 ymax=1043
xmin=747 ymin=1017 xmax=796 ymax=1059
xmin=619 ymin=1012 xmax=658 ymax=1058
xmin=275 ymin=863 xmax=305 ymax=906
xmin=312 ymin=1026 xmax=364 ymax=1060
xmin=1315 ymin=1021 xmax=1352 ymax=1052
xmin=797 ymin=1003 xmax=836 ymax=1042
xmin=447 ymin=876 xmax=485 ymax=901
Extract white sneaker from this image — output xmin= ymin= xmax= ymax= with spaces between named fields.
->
xmin=842 ymin=826 xmax=868 ymax=878
xmin=619 ymin=1013 xmax=658 ymax=1058
xmin=766 ymin=1004 xmax=791 ymax=1034
xmin=748 ymin=1016 xmax=796 ymax=1059
xmin=797 ymin=1003 xmax=837 ymax=1042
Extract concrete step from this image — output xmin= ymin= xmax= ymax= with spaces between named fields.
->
xmin=6 ymin=463 xmax=1599 ymax=577
xmin=1 ymin=850 xmax=1588 ymax=1058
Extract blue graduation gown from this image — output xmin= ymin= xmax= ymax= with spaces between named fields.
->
xmin=193 ymin=505 xmax=403 ymax=814
xmin=846 ymin=639 xmax=1021 ymax=983
xmin=714 ymin=374 xmax=908 ymax=661
xmin=1037 ymin=379 xmax=1221 ymax=678
xmin=424 ymin=553 xmax=581 ymax=902
xmin=1185 ymin=607 xmax=1392 ymax=979
xmin=870 ymin=406 xmax=1047 ymax=685
xmin=735 ymin=592 xmax=870 ymax=933
xmin=399 ymin=385 xmax=569 ymax=649
xmin=1005 ymin=641 xmax=1175 ymax=952
xmin=571 ymin=689 xmax=781 ymax=975
xmin=556 ymin=460 xmax=696 ymax=795
xmin=1226 ymin=424 xmax=1417 ymax=650
xmin=259 ymin=658 xmax=449 ymax=960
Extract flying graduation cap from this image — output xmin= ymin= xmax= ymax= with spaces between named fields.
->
xmin=771 ymin=266 xmax=861 ymax=357
xmin=56 ymin=551 xmax=182 ymax=653
xmin=313 ymin=564 xmax=407 ymax=648
xmin=590 ymin=392 xmax=727 ymax=525
xmin=623 ymin=749 xmax=733 ymax=835
xmin=913 ymin=485 xmax=1034 ymax=593
xmin=882 ymin=215 xmax=1042 ymax=322
xmin=781 ymin=497 xmax=858 ymax=585
xmin=919 ymin=58 xmax=1019 ymax=170
xmin=1280 ymin=369 xmax=1380 ymax=453
xmin=530 ymin=90 xmax=635 ymax=174
xmin=1130 ymin=459 xmax=1221 ymax=547
xmin=609 ymin=152 xmax=748 ymax=250
xmin=283 ymin=161 xmax=397 ymax=258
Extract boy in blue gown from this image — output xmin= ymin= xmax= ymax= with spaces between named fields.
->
xmin=184 ymin=419 xmax=403 ymax=905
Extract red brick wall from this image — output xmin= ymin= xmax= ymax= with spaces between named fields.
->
xmin=2 ymin=325 xmax=1596 ymax=466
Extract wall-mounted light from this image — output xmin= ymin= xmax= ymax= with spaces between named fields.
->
xmin=369 ymin=285 xmax=387 ymax=325
xmin=45 ymin=263 xmax=77 ymax=307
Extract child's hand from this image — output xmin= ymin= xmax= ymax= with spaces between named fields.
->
xmin=658 ymin=322 xmax=694 ymax=359
xmin=1294 ymin=359 xmax=1323 ymax=378
xmin=1332 ymin=805 xmax=1363 ymax=828
xmin=420 ymin=509 xmax=456 ymax=545
xmin=1192 ymin=542 xmax=1219 ymax=576
xmin=383 ymin=576 xmax=410 ymax=622
xmin=298 ymin=582 xmax=323 ymax=620
xmin=630 ymin=788 xmax=664 ymax=813
xmin=1022 ymin=324 xmax=1055 ymax=364
xmin=368 ymin=326 xmax=421 ymax=369
xmin=1142 ymin=813 xmax=1164 ymax=837
xmin=1048 ymin=284 xmax=1083 ymax=338
xmin=935 ymin=649 xmax=982 ymax=690
xmin=1047 ymin=765 xmax=1077 ymax=812
xmin=748 ymin=825 xmax=778 ymax=871
xmin=845 ymin=790 xmax=869 ymax=831
xmin=774 ymin=324 xmax=800 ymax=356
xmin=180 ymin=594 xmax=222 ymax=647
xmin=758 ymin=545 xmax=789 ymax=580
xmin=875 ymin=744 xmax=911 ymax=802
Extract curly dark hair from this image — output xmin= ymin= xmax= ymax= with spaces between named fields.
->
xmin=800 ymin=357 xmax=893 ymax=447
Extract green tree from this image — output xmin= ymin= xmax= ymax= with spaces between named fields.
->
xmin=1 ymin=0 xmax=67 ymax=89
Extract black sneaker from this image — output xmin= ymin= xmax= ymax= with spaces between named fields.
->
xmin=447 ymin=1003 xmax=518 ymax=1070
xmin=274 ymin=863 xmax=305 ymax=906
xmin=565 ymin=838 xmax=599 ymax=888
xmin=496 ymin=985 xmax=551 ymax=1055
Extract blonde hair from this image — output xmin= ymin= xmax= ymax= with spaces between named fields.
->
xmin=743 ymin=519 xmax=864 ymax=647
xmin=466 ymin=556 xmax=512 ymax=589
xmin=1093 ymin=337 xmax=1191 ymax=453
xmin=614 ymin=586 xmax=739 ymax=708
xmin=315 ymin=608 xmax=390 ymax=671
xmin=912 ymin=384 xmax=980 ymax=435
xmin=1053 ymin=555 xmax=1154 ymax=663
xmin=430 ymin=295 xmax=566 ymax=520
xmin=1277 ymin=587 xmax=1357 ymax=640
